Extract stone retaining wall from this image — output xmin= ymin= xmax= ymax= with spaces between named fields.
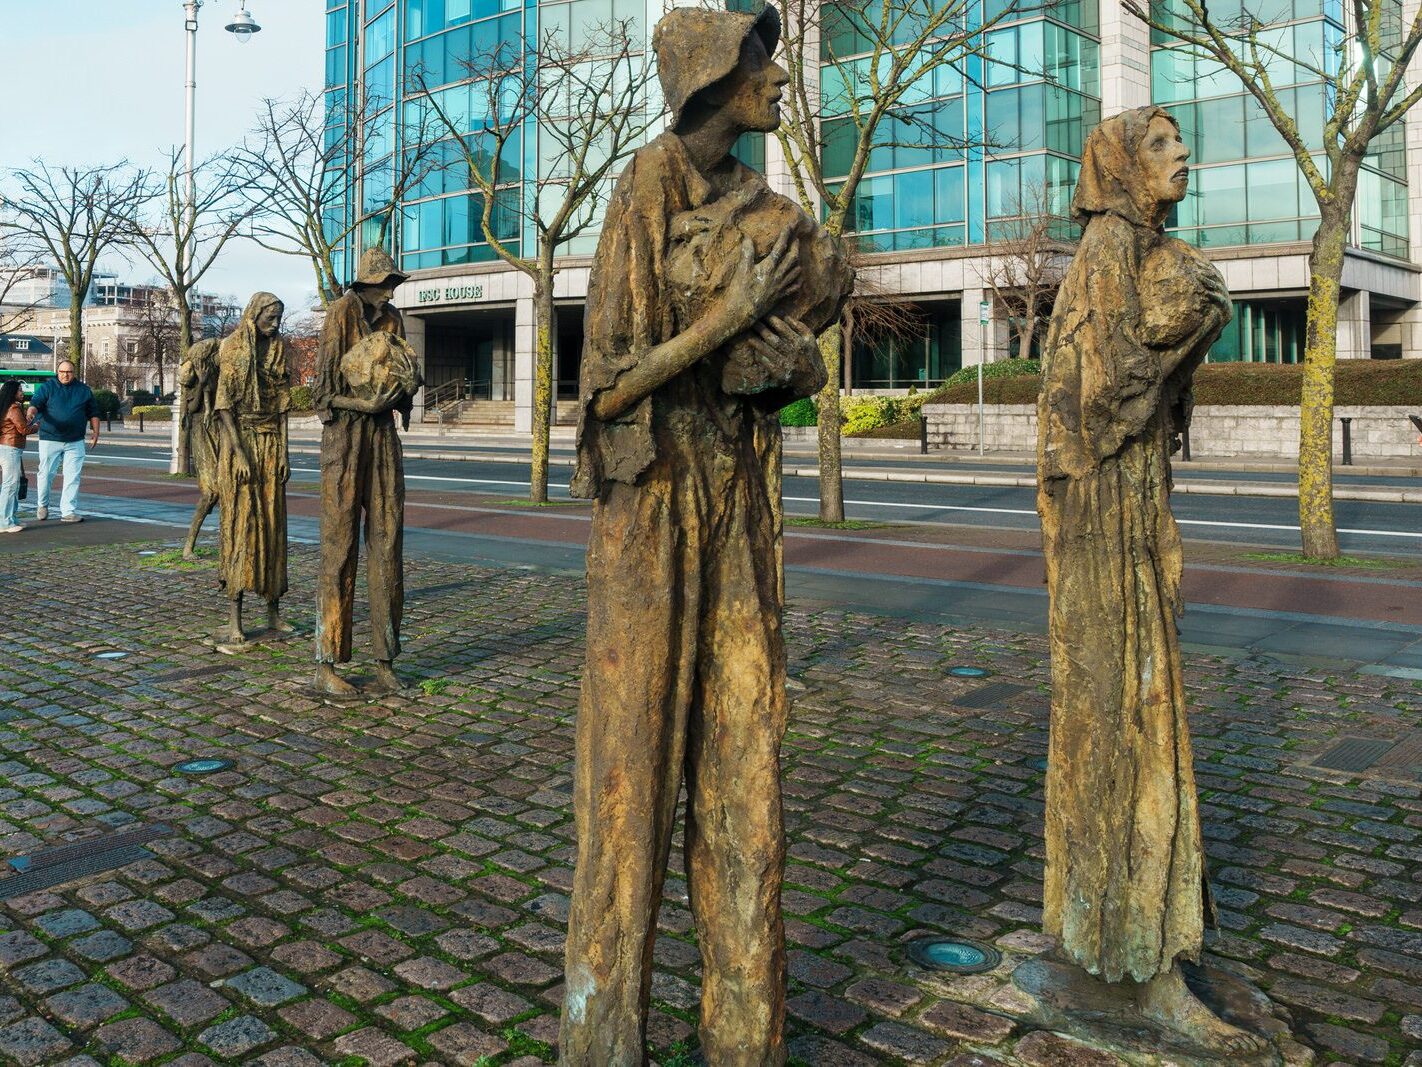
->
xmin=921 ymin=403 xmax=1422 ymax=459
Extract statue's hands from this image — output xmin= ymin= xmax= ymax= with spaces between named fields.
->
xmin=231 ymin=448 xmax=253 ymax=486
xmin=370 ymin=383 xmax=404 ymax=414
xmin=746 ymin=315 xmax=818 ymax=376
xmin=717 ymin=231 xmax=801 ymax=336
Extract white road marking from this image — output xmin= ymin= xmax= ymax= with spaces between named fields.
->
xmin=87 ymin=457 xmax=1422 ymax=540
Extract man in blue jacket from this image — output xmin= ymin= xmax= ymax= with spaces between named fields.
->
xmin=27 ymin=360 xmax=100 ymax=522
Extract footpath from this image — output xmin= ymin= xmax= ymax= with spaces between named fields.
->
xmin=1 ymin=512 xmax=1421 ymax=1064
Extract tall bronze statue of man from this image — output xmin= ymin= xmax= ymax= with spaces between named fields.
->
xmin=177 ymin=337 xmax=221 ymax=561
xmin=560 ymin=5 xmax=851 ymax=1063
xmin=1035 ymin=107 xmax=1267 ymax=1056
xmin=313 ymin=247 xmax=419 ymax=697
xmin=213 ymin=293 xmax=290 ymax=643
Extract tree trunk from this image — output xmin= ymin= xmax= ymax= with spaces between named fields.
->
xmin=817 ymin=320 xmax=845 ymax=522
xmin=529 ymin=276 xmax=555 ymax=505
xmin=68 ymin=303 xmax=84 ymax=373
xmin=1298 ymin=205 xmax=1349 ymax=560
xmin=175 ymin=302 xmax=195 ymax=474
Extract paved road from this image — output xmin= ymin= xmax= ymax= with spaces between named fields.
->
xmin=85 ymin=442 xmax=1422 ymax=556
xmin=99 ymin=432 xmax=1422 ymax=486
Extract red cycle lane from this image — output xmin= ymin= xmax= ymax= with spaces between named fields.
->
xmin=84 ymin=470 xmax=1422 ymax=628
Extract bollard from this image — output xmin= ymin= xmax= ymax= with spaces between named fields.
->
xmin=105 ymin=413 xmax=112 ymax=431
xmin=1181 ymin=425 xmax=1191 ymax=462
xmin=139 ymin=412 xmax=144 ymax=433
xmin=919 ymin=413 xmax=928 ymax=455
xmin=1341 ymin=417 xmax=1353 ymax=466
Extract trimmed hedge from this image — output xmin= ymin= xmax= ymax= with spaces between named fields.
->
xmin=941 ymin=358 xmax=1041 ymax=389
xmin=94 ymin=390 xmax=121 ymax=418
xmin=130 ymin=405 xmax=172 ymax=422
xmin=779 ymin=396 xmax=817 ymax=426
xmin=290 ymin=384 xmax=314 ymax=413
xmin=928 ymin=358 xmax=1422 ymax=406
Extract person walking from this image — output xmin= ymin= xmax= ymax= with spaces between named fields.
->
xmin=0 ymin=380 xmax=35 ymax=533
xmin=27 ymin=360 xmax=99 ymax=523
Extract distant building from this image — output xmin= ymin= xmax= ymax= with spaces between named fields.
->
xmin=0 ymin=333 xmax=55 ymax=370
xmin=1 ymin=270 xmax=240 ymax=394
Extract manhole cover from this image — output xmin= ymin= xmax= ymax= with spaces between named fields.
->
xmin=174 ymin=759 xmax=234 ymax=775
xmin=948 ymin=666 xmax=991 ymax=678
xmin=906 ymin=936 xmax=1002 ymax=973
xmin=953 ymin=681 xmax=1027 ymax=709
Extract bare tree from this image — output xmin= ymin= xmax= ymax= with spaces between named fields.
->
xmin=0 ymin=231 xmax=47 ymax=336
xmin=238 ymin=89 xmax=443 ymax=306
xmin=0 ymin=161 xmax=150 ymax=371
xmin=978 ymin=183 xmax=1074 ymax=362
xmin=283 ymin=310 xmax=323 ymax=386
xmin=204 ymin=297 xmax=243 ymax=339
xmin=416 ymin=20 xmax=657 ymax=502
xmin=126 ymin=149 xmax=252 ymax=357
xmin=128 ymin=292 xmax=182 ymax=397
xmin=1126 ymin=0 xmax=1422 ymax=557
xmin=773 ymin=0 xmax=1021 ymax=520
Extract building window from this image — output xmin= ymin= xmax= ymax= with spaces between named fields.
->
xmin=1208 ymin=299 xmax=1307 ymax=363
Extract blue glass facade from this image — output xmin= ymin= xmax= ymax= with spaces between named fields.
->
xmin=825 ymin=4 xmax=1101 ymax=253
xmin=325 ymin=0 xmax=1415 ymax=385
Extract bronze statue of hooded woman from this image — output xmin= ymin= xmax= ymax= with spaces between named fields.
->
xmin=561 ymin=4 xmax=851 ymax=1063
xmin=1035 ymin=106 xmax=1268 ymax=1056
xmin=213 ymin=291 xmax=291 ymax=644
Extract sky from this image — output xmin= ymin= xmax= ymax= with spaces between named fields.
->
xmin=0 ymin=0 xmax=326 ymax=314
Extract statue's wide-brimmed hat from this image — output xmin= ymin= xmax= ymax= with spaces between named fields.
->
xmin=350 ymin=246 xmax=409 ymax=290
xmin=654 ymin=4 xmax=781 ymax=131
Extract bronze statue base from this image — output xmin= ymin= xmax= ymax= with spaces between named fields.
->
xmin=1009 ymin=955 xmax=1303 ymax=1066
xmin=206 ymin=624 xmax=305 ymax=657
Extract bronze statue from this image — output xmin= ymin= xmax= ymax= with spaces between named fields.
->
xmin=178 ymin=337 xmax=221 ymax=560
xmin=560 ymin=5 xmax=851 ymax=1061
xmin=312 ymin=247 xmax=420 ymax=698
xmin=1034 ymin=107 xmax=1267 ymax=1056
xmin=212 ymin=293 xmax=291 ymax=645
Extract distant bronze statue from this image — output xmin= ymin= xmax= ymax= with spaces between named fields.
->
xmin=1033 ymin=107 xmax=1267 ymax=1056
xmin=178 ymin=337 xmax=221 ymax=560
xmin=213 ymin=293 xmax=291 ymax=645
xmin=313 ymin=247 xmax=421 ymax=698
xmin=560 ymin=5 xmax=851 ymax=1061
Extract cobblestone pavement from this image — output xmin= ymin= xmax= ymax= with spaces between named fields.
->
xmin=1 ymin=539 xmax=1420 ymax=1066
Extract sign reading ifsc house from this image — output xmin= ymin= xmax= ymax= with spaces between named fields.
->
xmin=417 ymin=284 xmax=486 ymax=305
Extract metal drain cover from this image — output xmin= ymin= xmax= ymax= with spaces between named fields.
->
xmin=175 ymin=758 xmax=234 ymax=775
xmin=906 ymin=936 xmax=1002 ymax=973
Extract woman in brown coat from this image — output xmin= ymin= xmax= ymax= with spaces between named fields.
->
xmin=0 ymin=379 xmax=36 ymax=533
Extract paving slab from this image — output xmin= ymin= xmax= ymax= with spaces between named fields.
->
xmin=0 ymin=538 xmax=1417 ymax=1064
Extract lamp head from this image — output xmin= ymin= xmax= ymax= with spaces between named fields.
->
xmin=225 ymin=2 xmax=260 ymax=42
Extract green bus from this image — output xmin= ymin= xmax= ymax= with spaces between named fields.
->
xmin=0 ymin=368 xmax=57 ymax=399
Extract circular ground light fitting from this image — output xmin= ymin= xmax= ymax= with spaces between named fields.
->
xmin=94 ymin=651 xmax=129 ymax=660
xmin=906 ymin=936 xmax=1002 ymax=974
xmin=948 ymin=665 xmax=990 ymax=678
xmin=175 ymin=759 xmax=234 ymax=775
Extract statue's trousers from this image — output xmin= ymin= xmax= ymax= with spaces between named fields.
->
xmin=315 ymin=412 xmax=405 ymax=664
xmin=560 ymin=427 xmax=789 ymax=1066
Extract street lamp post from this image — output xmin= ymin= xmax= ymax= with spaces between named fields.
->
xmin=170 ymin=1 xmax=261 ymax=475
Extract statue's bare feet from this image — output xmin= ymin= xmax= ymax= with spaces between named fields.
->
xmin=314 ymin=664 xmax=360 ymax=698
xmin=1138 ymin=966 xmax=1269 ymax=1056
xmin=371 ymin=661 xmax=404 ymax=694
xmin=182 ymin=544 xmax=199 ymax=562
xmin=266 ymin=607 xmax=295 ymax=634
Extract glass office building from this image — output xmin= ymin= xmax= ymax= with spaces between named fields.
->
xmin=325 ymin=0 xmax=1420 ymax=430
